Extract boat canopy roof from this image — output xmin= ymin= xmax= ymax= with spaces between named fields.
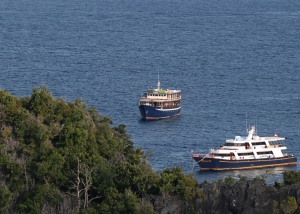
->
xmin=226 ymin=136 xmax=285 ymax=143
xmin=226 ymin=126 xmax=285 ymax=143
xmin=147 ymin=89 xmax=181 ymax=94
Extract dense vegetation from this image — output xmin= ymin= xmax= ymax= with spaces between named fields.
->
xmin=0 ymin=86 xmax=202 ymax=214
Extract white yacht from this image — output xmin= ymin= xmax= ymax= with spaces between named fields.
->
xmin=192 ymin=126 xmax=297 ymax=170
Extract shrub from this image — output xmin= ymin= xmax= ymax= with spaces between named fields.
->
xmin=280 ymin=196 xmax=298 ymax=214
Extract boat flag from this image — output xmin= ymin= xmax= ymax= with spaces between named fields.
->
xmin=274 ymin=133 xmax=278 ymax=137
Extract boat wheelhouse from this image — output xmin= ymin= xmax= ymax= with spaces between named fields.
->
xmin=138 ymin=79 xmax=181 ymax=120
xmin=192 ymin=126 xmax=297 ymax=170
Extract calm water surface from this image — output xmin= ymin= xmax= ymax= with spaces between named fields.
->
xmin=1 ymin=0 xmax=300 ymax=184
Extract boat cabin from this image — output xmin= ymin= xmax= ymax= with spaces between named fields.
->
xmin=207 ymin=126 xmax=288 ymax=160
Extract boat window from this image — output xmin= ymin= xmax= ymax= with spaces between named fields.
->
xmin=252 ymin=142 xmax=266 ymax=146
xmin=211 ymin=154 xmax=231 ymax=157
xmin=256 ymin=151 xmax=273 ymax=155
xmin=237 ymin=152 xmax=254 ymax=156
xmin=269 ymin=141 xmax=285 ymax=147
xmin=224 ymin=143 xmax=244 ymax=146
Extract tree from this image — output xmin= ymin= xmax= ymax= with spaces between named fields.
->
xmin=283 ymin=171 xmax=300 ymax=185
xmin=1 ymin=87 xmax=197 ymax=213
xmin=0 ymin=188 xmax=12 ymax=210
xmin=280 ymin=196 xmax=298 ymax=214
xmin=272 ymin=200 xmax=279 ymax=214
xmin=158 ymin=167 xmax=203 ymax=201
xmin=68 ymin=158 xmax=101 ymax=211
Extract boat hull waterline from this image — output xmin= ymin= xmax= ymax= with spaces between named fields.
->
xmin=139 ymin=105 xmax=181 ymax=120
xmin=193 ymin=155 xmax=297 ymax=171
xmin=192 ymin=125 xmax=297 ymax=170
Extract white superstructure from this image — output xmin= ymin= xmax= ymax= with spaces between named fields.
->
xmin=201 ymin=126 xmax=288 ymax=160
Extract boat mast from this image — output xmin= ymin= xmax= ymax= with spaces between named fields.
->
xmin=246 ymin=112 xmax=248 ymax=134
xmin=157 ymin=70 xmax=160 ymax=90
xmin=255 ymin=116 xmax=257 ymax=136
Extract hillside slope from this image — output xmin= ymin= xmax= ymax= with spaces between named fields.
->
xmin=0 ymin=86 xmax=200 ymax=214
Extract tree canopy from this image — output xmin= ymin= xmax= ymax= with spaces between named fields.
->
xmin=0 ymin=86 xmax=200 ymax=214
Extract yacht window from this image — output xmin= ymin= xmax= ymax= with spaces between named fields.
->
xmin=238 ymin=152 xmax=254 ymax=156
xmin=224 ymin=143 xmax=244 ymax=146
xmin=252 ymin=142 xmax=266 ymax=146
xmin=257 ymin=151 xmax=273 ymax=155
xmin=210 ymin=153 xmax=231 ymax=157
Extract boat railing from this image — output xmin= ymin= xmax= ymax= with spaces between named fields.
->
xmin=215 ymin=147 xmax=236 ymax=150
xmin=268 ymin=144 xmax=286 ymax=148
xmin=283 ymin=153 xmax=295 ymax=157
xmin=167 ymin=97 xmax=181 ymax=101
xmin=192 ymin=154 xmax=207 ymax=158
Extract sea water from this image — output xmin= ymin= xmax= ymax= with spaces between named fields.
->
xmin=1 ymin=0 xmax=300 ymax=184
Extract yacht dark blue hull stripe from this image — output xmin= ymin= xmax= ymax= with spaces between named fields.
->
xmin=193 ymin=156 xmax=297 ymax=170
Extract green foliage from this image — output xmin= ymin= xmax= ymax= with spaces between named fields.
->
xmin=1 ymin=159 xmax=25 ymax=192
xmin=112 ymin=162 xmax=143 ymax=193
xmin=98 ymin=187 xmax=128 ymax=214
xmin=177 ymin=173 xmax=203 ymax=201
xmin=158 ymin=167 xmax=203 ymax=201
xmin=159 ymin=167 xmax=183 ymax=196
xmin=16 ymin=184 xmax=61 ymax=213
xmin=224 ymin=176 xmax=236 ymax=185
xmin=35 ymin=148 xmax=67 ymax=186
xmin=0 ymin=87 xmax=203 ymax=213
xmin=186 ymin=205 xmax=196 ymax=214
xmin=99 ymin=187 xmax=155 ymax=214
xmin=283 ymin=170 xmax=300 ymax=185
xmin=272 ymin=200 xmax=280 ymax=214
xmin=134 ymin=201 xmax=156 ymax=214
xmin=238 ymin=175 xmax=248 ymax=182
xmin=280 ymin=196 xmax=298 ymax=214
xmin=273 ymin=181 xmax=285 ymax=189
xmin=0 ymin=188 xmax=12 ymax=209
xmin=253 ymin=176 xmax=262 ymax=181
xmin=217 ymin=178 xmax=224 ymax=185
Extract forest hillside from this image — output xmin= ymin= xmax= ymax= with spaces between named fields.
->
xmin=0 ymin=86 xmax=200 ymax=214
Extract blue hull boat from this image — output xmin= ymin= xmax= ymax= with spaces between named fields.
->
xmin=138 ymin=78 xmax=181 ymax=120
xmin=193 ymin=155 xmax=297 ymax=170
xmin=138 ymin=105 xmax=181 ymax=120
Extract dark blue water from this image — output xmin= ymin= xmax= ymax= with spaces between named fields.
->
xmin=1 ymin=0 xmax=300 ymax=184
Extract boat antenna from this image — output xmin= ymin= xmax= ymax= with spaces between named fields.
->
xmin=157 ymin=69 xmax=160 ymax=90
xmin=255 ymin=116 xmax=257 ymax=136
xmin=246 ymin=112 xmax=248 ymax=134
